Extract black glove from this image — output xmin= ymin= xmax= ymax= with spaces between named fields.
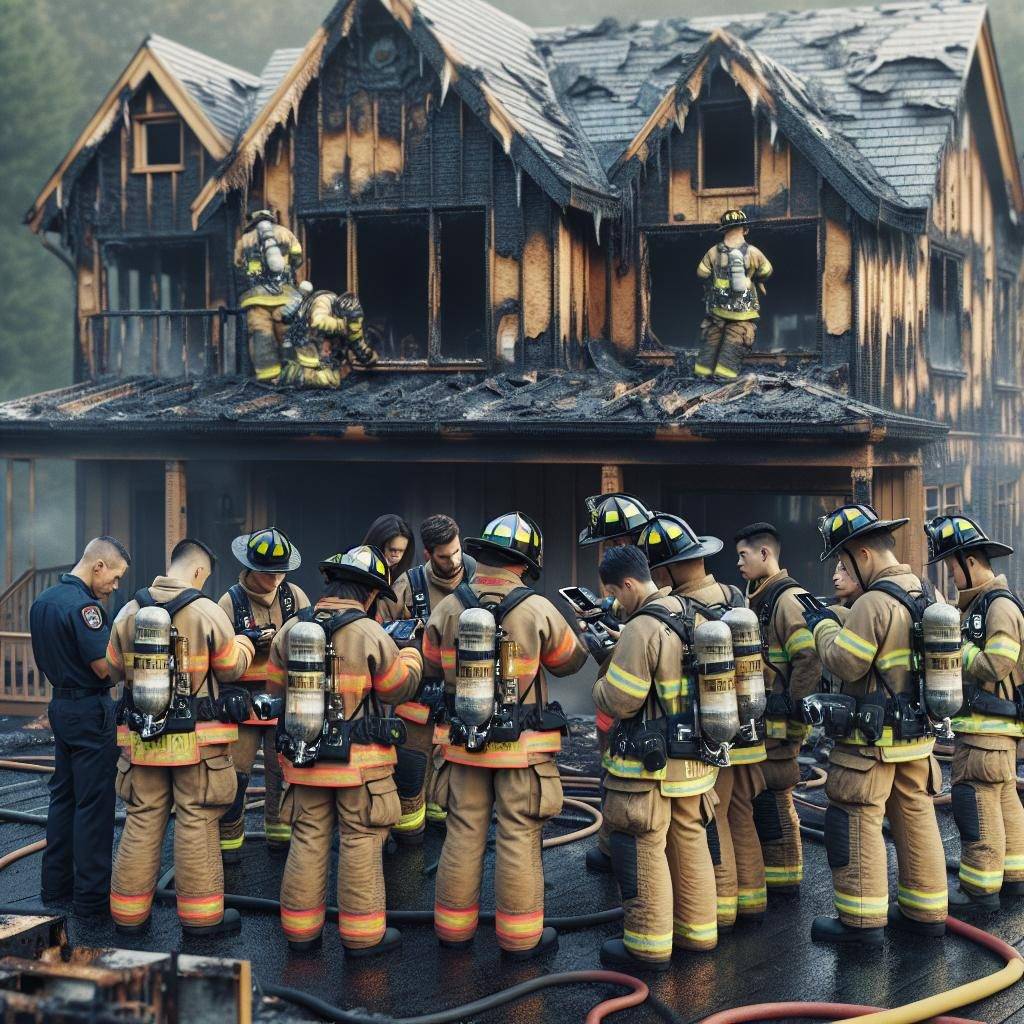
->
xmin=802 ymin=606 xmax=840 ymax=632
xmin=251 ymin=693 xmax=284 ymax=721
xmin=240 ymin=626 xmax=275 ymax=650
xmin=216 ymin=687 xmax=253 ymax=724
xmin=582 ymin=628 xmax=611 ymax=663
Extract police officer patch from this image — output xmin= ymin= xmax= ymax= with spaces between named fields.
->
xmin=81 ymin=605 xmax=103 ymax=630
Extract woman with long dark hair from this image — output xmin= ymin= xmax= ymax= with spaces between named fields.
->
xmin=362 ymin=514 xmax=414 ymax=581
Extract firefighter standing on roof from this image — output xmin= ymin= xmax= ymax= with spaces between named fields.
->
xmin=376 ymin=514 xmax=476 ymax=842
xmin=735 ymin=522 xmax=821 ymax=896
xmin=267 ymin=547 xmax=422 ymax=957
xmin=804 ymin=504 xmax=947 ymax=946
xmin=424 ymin=512 xmax=587 ymax=960
xmin=924 ymin=514 xmax=1024 ymax=912
xmin=696 ymin=209 xmax=772 ymax=381
xmin=217 ymin=528 xmax=309 ymax=860
xmin=107 ymin=539 xmax=255 ymax=938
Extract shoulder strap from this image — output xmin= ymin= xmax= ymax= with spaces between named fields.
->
xmin=493 ymin=587 xmax=535 ymax=625
xmin=634 ymin=602 xmax=691 ymax=644
xmin=970 ymin=588 xmax=1024 ymax=633
xmin=408 ymin=565 xmax=430 ymax=619
xmin=278 ymin=582 xmax=297 ymax=622
xmin=134 ymin=587 xmax=205 ymax=619
xmin=454 ymin=581 xmax=479 ymax=611
xmin=868 ymin=580 xmax=928 ymax=624
xmin=318 ymin=608 xmax=367 ymax=638
xmin=228 ymin=584 xmax=254 ymax=632
xmin=722 ymin=583 xmax=745 ymax=609
xmin=757 ymin=577 xmax=803 ymax=677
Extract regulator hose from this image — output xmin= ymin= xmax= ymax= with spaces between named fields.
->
xmin=261 ymin=970 xmax=648 ymax=1024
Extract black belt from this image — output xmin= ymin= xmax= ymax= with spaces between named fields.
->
xmin=50 ymin=685 xmax=110 ymax=700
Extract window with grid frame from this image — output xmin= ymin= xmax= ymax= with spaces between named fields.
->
xmin=925 ymin=483 xmax=963 ymax=599
xmin=994 ymin=480 xmax=1019 ymax=550
xmin=996 ymin=273 xmax=1020 ymax=384
xmin=927 ymin=250 xmax=963 ymax=371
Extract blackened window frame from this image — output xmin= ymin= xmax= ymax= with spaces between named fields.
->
xmin=995 ymin=271 xmax=1020 ymax=386
xmin=927 ymin=247 xmax=964 ymax=372
xmin=698 ymin=100 xmax=758 ymax=193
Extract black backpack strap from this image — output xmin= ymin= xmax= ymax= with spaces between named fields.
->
xmin=228 ymin=584 xmax=254 ymax=632
xmin=454 ymin=581 xmax=479 ymax=610
xmin=493 ymin=587 xmax=535 ymax=625
xmin=721 ymin=583 xmax=746 ymax=610
xmin=278 ymin=582 xmax=297 ymax=622
xmin=318 ymin=609 xmax=367 ymax=637
xmin=757 ymin=578 xmax=803 ymax=679
xmin=866 ymin=580 xmax=929 ymax=698
xmin=134 ymin=587 xmax=204 ymax=618
xmin=408 ymin=565 xmax=430 ymax=620
xmin=630 ymin=603 xmax=692 ymax=719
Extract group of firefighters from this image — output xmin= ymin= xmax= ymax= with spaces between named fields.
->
xmin=31 ymin=491 xmax=1024 ymax=972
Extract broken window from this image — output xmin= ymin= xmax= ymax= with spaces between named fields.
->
xmin=994 ymin=479 xmax=1020 ymax=553
xmin=356 ymin=213 xmax=429 ymax=361
xmin=995 ymin=272 xmax=1019 ymax=384
xmin=927 ymin=249 xmax=962 ymax=370
xmin=438 ymin=210 xmax=487 ymax=361
xmin=305 ymin=219 xmax=349 ymax=294
xmin=134 ymin=115 xmax=183 ymax=172
xmin=645 ymin=221 xmax=818 ymax=353
xmin=699 ymin=78 xmax=756 ymax=190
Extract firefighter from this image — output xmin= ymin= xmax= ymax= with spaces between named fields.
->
xmin=267 ymin=546 xmax=423 ymax=957
xmin=577 ymin=492 xmax=656 ymax=875
xmin=217 ymin=527 xmax=309 ymax=861
xmin=803 ymin=504 xmax=947 ymax=945
xmin=424 ymin=512 xmax=587 ymax=959
xmin=376 ymin=514 xmax=477 ymax=841
xmin=924 ymin=514 xmax=1024 ymax=911
xmin=593 ymin=545 xmax=719 ymax=970
xmin=695 ymin=209 xmax=772 ymax=381
xmin=234 ymin=206 xmax=304 ymax=382
xmin=638 ymin=513 xmax=763 ymax=930
xmin=107 ymin=539 xmax=255 ymax=937
xmin=735 ymin=522 xmax=820 ymax=896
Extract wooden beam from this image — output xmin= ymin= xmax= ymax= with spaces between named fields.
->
xmin=4 ymin=461 xmax=12 ymax=587
xmin=164 ymin=460 xmax=187 ymax=565
xmin=27 ymin=460 xmax=35 ymax=572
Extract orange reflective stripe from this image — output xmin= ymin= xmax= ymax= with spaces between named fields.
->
xmin=281 ymin=744 xmax=397 ymax=787
xmin=177 ymin=892 xmax=224 ymax=925
xmin=106 ymin=642 xmax=122 ymax=668
xmin=373 ymin=656 xmax=410 ymax=696
xmin=514 ymin=656 xmax=540 ymax=678
xmin=542 ymin=628 xmax=578 ymax=669
xmin=196 ymin=721 xmax=238 ymax=745
xmin=210 ymin=640 xmax=241 ymax=671
xmin=338 ymin=910 xmax=386 ymax=944
xmin=335 ymin=672 xmax=372 ymax=698
xmin=434 ymin=902 xmax=479 ymax=942
xmin=422 ymin=633 xmax=442 ymax=670
xmin=266 ymin=660 xmax=287 ymax=686
xmin=440 ymin=647 xmax=457 ymax=671
xmin=441 ymin=730 xmax=563 ymax=769
xmin=495 ymin=908 xmax=544 ymax=944
xmin=110 ymin=889 xmax=153 ymax=925
xmin=395 ymin=701 xmax=432 ymax=725
xmin=595 ymin=710 xmax=614 ymax=735
xmin=281 ymin=903 xmax=326 ymax=940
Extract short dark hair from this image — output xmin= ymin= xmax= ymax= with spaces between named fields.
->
xmin=599 ymin=545 xmax=652 ymax=587
xmin=324 ymin=579 xmax=371 ymax=601
xmin=169 ymin=538 xmax=216 ymax=570
xmin=734 ymin=522 xmax=780 ymax=548
xmin=84 ymin=535 xmax=131 ymax=566
xmin=421 ymin=514 xmax=459 ymax=552
xmin=967 ymin=549 xmax=992 ymax=569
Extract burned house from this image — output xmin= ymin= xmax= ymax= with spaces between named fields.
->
xmin=1 ymin=0 xmax=1022 ymax=706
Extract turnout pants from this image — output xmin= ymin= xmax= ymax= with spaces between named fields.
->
xmin=604 ymin=779 xmax=718 ymax=961
xmin=42 ymin=694 xmax=118 ymax=914
xmin=279 ymin=775 xmax=400 ymax=950
xmin=219 ymin=724 xmax=288 ymax=852
xmin=825 ymin=748 xmax=946 ymax=928
xmin=434 ymin=761 xmax=562 ymax=952
xmin=755 ymin=740 xmax=804 ymax=890
xmin=951 ymin=736 xmax=1024 ymax=895
xmin=712 ymin=764 xmax=767 ymax=925
xmin=393 ymin=722 xmax=432 ymax=841
xmin=426 ymin=748 xmax=450 ymax=827
xmin=110 ymin=746 xmax=237 ymax=928
xmin=245 ymin=305 xmax=287 ymax=381
xmin=695 ymin=316 xmax=756 ymax=380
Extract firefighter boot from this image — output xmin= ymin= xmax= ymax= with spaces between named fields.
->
xmin=182 ymin=907 xmax=242 ymax=939
xmin=502 ymin=926 xmax=558 ymax=961
xmin=346 ymin=926 xmax=402 ymax=959
xmin=586 ymin=846 xmax=614 ymax=874
xmin=948 ymin=887 xmax=1000 ymax=913
xmin=887 ymin=903 xmax=945 ymax=937
xmin=600 ymin=939 xmax=671 ymax=973
xmin=811 ymin=916 xmax=884 ymax=946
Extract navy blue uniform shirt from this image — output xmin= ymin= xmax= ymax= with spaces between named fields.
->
xmin=30 ymin=574 xmax=110 ymax=690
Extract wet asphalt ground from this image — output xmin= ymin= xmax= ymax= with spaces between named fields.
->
xmin=2 ymin=714 xmax=1024 ymax=1023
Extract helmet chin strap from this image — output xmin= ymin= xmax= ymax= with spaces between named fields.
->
xmin=843 ymin=545 xmax=868 ymax=593
xmin=956 ymin=551 xmax=973 ymax=590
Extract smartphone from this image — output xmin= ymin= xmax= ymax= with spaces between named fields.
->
xmin=383 ymin=619 xmax=420 ymax=642
xmin=559 ymin=586 xmax=601 ymax=614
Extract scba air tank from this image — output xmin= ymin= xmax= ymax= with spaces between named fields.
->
xmin=922 ymin=603 xmax=964 ymax=720
xmin=693 ymin=620 xmax=740 ymax=744
xmin=722 ymin=607 xmax=767 ymax=724
xmin=285 ymin=621 xmax=327 ymax=745
xmin=132 ymin=606 xmax=172 ymax=717
xmin=455 ymin=608 xmax=497 ymax=727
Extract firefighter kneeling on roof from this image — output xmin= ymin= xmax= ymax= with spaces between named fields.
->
xmin=267 ymin=546 xmax=422 ymax=957
xmin=107 ymin=539 xmax=256 ymax=937
xmin=424 ymin=512 xmax=587 ymax=959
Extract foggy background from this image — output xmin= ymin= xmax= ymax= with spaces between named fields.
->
xmin=1 ymin=0 xmax=1021 ymax=572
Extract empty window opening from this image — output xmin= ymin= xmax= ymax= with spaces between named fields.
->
xmin=305 ymin=219 xmax=349 ymax=294
xmin=646 ymin=221 xmax=817 ymax=353
xmin=996 ymin=272 xmax=1018 ymax=384
xmin=135 ymin=116 xmax=183 ymax=171
xmin=438 ymin=210 xmax=487 ymax=361
xmin=357 ymin=214 xmax=429 ymax=361
xmin=700 ymin=78 xmax=755 ymax=190
xmin=928 ymin=250 xmax=962 ymax=370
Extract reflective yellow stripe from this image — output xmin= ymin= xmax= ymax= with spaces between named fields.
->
xmin=265 ymin=823 xmax=292 ymax=841
xmin=878 ymin=736 xmax=935 ymax=761
xmin=959 ymin=862 xmax=1004 ymax=892
xmin=897 ymin=884 xmax=947 ymax=910
xmin=729 ymin=742 xmax=767 ymax=764
xmin=985 ymin=635 xmax=1021 ymax=660
xmin=834 ymin=890 xmax=888 ymax=917
xmin=395 ymin=804 xmax=426 ymax=832
xmin=963 ymin=642 xmax=981 ymax=671
xmin=1004 ymin=854 xmax=1024 ymax=871
xmin=603 ymin=751 xmax=719 ymax=794
xmin=281 ymin=903 xmax=325 ymax=939
xmin=876 ymin=648 xmax=911 ymax=671
xmin=654 ymin=677 xmax=686 ymax=702
xmin=784 ymin=629 xmax=815 ymax=657
xmin=765 ymin=865 xmax=803 ymax=884
xmin=623 ymin=928 xmax=673 ymax=956
xmin=952 ymin=712 xmax=1024 ymax=738
xmin=673 ymin=918 xmax=717 ymax=942
xmin=737 ymin=886 xmax=767 ymax=910
xmin=442 ymin=730 xmax=562 ymax=769
xmin=606 ymin=661 xmax=651 ymax=699
xmin=713 ymin=363 xmax=739 ymax=379
xmin=660 ymin=769 xmax=719 ymax=797
xmin=395 ymin=701 xmax=432 ymax=725
xmin=426 ymin=802 xmax=448 ymax=822
xmin=694 ymin=364 xmax=714 ymax=377
xmin=219 ymin=834 xmax=244 ymax=851
xmin=834 ymin=629 xmax=878 ymax=662
xmin=282 ymin=744 xmax=397 ymax=786
xmin=768 ymin=647 xmax=789 ymax=665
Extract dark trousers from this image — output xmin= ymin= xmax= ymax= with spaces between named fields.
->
xmin=42 ymin=694 xmax=118 ymax=914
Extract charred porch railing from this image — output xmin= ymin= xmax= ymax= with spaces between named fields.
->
xmin=87 ymin=309 xmax=246 ymax=379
